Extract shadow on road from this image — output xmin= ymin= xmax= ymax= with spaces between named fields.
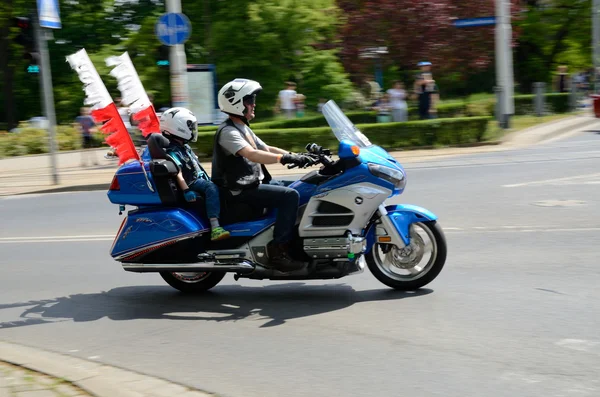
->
xmin=0 ymin=283 xmax=432 ymax=329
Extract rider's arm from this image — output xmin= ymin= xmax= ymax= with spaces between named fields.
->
xmin=237 ymin=146 xmax=282 ymax=165
xmin=175 ymin=171 xmax=190 ymax=190
xmin=265 ymin=146 xmax=289 ymax=155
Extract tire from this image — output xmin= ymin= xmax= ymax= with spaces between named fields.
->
xmin=159 ymin=271 xmax=226 ymax=293
xmin=366 ymin=221 xmax=447 ymax=291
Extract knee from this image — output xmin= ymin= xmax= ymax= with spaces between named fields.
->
xmin=282 ymin=187 xmax=299 ymax=205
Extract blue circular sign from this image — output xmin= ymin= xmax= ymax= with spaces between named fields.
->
xmin=155 ymin=13 xmax=192 ymax=46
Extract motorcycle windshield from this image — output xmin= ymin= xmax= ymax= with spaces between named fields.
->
xmin=322 ymin=100 xmax=372 ymax=148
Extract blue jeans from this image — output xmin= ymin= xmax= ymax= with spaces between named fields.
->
xmin=232 ymin=181 xmax=299 ymax=243
xmin=189 ymin=179 xmax=221 ymax=219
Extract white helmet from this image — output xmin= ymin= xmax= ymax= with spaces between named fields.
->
xmin=159 ymin=107 xmax=198 ymax=142
xmin=218 ymin=78 xmax=262 ymax=117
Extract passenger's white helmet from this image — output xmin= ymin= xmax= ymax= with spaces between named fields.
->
xmin=218 ymin=78 xmax=262 ymax=117
xmin=159 ymin=107 xmax=198 ymax=142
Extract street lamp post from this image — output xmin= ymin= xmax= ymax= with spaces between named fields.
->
xmin=495 ymin=0 xmax=515 ymax=128
xmin=166 ymin=0 xmax=189 ymax=108
xmin=593 ymin=0 xmax=600 ymax=93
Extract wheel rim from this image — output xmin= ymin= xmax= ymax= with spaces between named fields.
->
xmin=373 ymin=222 xmax=437 ymax=282
xmin=172 ymin=272 xmax=211 ymax=283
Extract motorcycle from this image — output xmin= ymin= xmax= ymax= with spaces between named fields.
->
xmin=107 ymin=100 xmax=447 ymax=293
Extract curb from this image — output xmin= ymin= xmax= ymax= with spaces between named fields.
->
xmin=501 ymin=114 xmax=598 ymax=146
xmin=0 ymin=340 xmax=216 ymax=397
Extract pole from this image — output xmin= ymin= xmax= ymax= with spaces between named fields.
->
xmin=166 ymin=0 xmax=189 ymax=108
xmin=593 ymin=0 xmax=600 ymax=93
xmin=495 ymin=0 xmax=515 ymax=128
xmin=33 ymin=11 xmax=59 ymax=185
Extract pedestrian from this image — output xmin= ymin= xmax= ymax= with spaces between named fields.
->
xmin=275 ymin=81 xmax=297 ymax=119
xmin=413 ymin=61 xmax=439 ymax=120
xmin=75 ymin=107 xmax=98 ymax=167
xmin=387 ymin=81 xmax=408 ymax=122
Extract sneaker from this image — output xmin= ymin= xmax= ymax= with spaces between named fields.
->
xmin=211 ymin=227 xmax=231 ymax=241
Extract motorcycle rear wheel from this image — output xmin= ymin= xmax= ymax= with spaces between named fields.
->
xmin=366 ymin=221 xmax=447 ymax=291
xmin=160 ymin=271 xmax=226 ymax=293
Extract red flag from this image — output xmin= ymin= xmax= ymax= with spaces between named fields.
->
xmin=132 ymin=104 xmax=161 ymax=138
xmin=91 ymin=103 xmax=140 ymax=165
xmin=67 ymin=48 xmax=140 ymax=165
xmin=106 ymin=52 xmax=161 ymax=138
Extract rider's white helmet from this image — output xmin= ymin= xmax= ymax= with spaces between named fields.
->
xmin=218 ymin=78 xmax=262 ymax=117
xmin=159 ymin=107 xmax=198 ymax=143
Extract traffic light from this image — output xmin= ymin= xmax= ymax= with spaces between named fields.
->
xmin=13 ymin=16 xmax=39 ymax=72
xmin=156 ymin=45 xmax=170 ymax=67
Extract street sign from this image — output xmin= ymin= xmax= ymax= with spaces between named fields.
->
xmin=453 ymin=17 xmax=496 ymax=28
xmin=155 ymin=13 xmax=191 ymax=46
xmin=37 ymin=0 xmax=61 ymax=29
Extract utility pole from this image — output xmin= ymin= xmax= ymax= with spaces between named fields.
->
xmin=495 ymin=0 xmax=515 ymax=128
xmin=33 ymin=11 xmax=59 ymax=185
xmin=166 ymin=0 xmax=189 ymax=108
xmin=593 ymin=0 xmax=600 ymax=93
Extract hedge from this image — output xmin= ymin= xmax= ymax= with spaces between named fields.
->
xmin=197 ymin=93 xmax=570 ymax=133
xmin=192 ymin=116 xmax=491 ymax=157
xmin=0 ymin=125 xmax=103 ymax=159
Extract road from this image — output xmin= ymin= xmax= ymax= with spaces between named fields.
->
xmin=1 ymin=130 xmax=599 ymax=397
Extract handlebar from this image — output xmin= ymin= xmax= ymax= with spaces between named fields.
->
xmin=286 ymin=143 xmax=335 ymax=170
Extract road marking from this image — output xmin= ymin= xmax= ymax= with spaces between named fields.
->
xmin=503 ymin=172 xmax=600 ymax=188
xmin=556 ymin=339 xmax=600 ymax=353
xmin=0 ymin=235 xmax=114 ymax=240
xmin=0 ymin=235 xmax=114 ymax=244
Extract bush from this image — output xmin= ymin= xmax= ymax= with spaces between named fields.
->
xmin=56 ymin=125 xmax=82 ymax=151
xmin=0 ymin=124 xmax=97 ymax=158
xmin=13 ymin=127 xmax=48 ymax=155
xmin=192 ymin=116 xmax=491 ymax=157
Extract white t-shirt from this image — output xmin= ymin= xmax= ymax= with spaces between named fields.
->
xmin=279 ymin=89 xmax=297 ymax=110
xmin=387 ymin=88 xmax=407 ymax=110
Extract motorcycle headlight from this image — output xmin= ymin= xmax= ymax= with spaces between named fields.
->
xmin=368 ymin=163 xmax=406 ymax=189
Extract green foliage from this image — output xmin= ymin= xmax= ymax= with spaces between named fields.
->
xmin=0 ymin=124 xmax=85 ymax=158
xmin=513 ymin=93 xmax=570 ymax=115
xmin=192 ymin=116 xmax=491 ymax=156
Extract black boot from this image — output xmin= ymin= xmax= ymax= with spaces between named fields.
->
xmin=266 ymin=241 xmax=305 ymax=272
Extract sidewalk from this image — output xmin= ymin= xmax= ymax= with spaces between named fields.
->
xmin=0 ymin=340 xmax=214 ymax=397
xmin=0 ymin=360 xmax=91 ymax=397
xmin=0 ymin=112 xmax=597 ymax=197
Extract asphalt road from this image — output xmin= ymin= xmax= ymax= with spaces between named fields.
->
xmin=1 ymin=129 xmax=599 ymax=397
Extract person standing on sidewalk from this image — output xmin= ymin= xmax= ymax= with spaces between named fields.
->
xmin=75 ymin=107 xmax=98 ymax=167
xmin=387 ymin=81 xmax=408 ymax=122
xmin=275 ymin=81 xmax=297 ymax=119
xmin=413 ymin=61 xmax=439 ymax=120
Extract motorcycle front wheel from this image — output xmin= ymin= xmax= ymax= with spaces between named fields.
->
xmin=366 ymin=221 xmax=447 ymax=291
xmin=160 ymin=271 xmax=226 ymax=293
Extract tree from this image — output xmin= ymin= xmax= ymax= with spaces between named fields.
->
xmin=513 ymin=0 xmax=590 ymax=91
xmin=336 ymin=0 xmax=522 ymax=95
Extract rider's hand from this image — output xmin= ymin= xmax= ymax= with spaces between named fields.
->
xmin=280 ymin=153 xmax=313 ymax=168
xmin=183 ymin=189 xmax=197 ymax=202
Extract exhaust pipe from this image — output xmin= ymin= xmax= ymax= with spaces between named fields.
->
xmin=122 ymin=260 xmax=256 ymax=273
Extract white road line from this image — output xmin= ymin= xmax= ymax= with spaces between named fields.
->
xmin=0 ymin=235 xmax=114 ymax=241
xmin=503 ymin=172 xmax=600 ymax=188
xmin=0 ymin=237 xmax=113 ymax=244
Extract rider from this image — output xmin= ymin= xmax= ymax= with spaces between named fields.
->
xmin=212 ymin=78 xmax=313 ymax=271
xmin=147 ymin=107 xmax=231 ymax=241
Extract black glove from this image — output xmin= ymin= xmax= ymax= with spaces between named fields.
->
xmin=280 ymin=153 xmax=313 ymax=168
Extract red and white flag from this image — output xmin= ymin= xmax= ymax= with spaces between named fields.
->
xmin=66 ymin=48 xmax=140 ymax=165
xmin=106 ymin=52 xmax=160 ymax=138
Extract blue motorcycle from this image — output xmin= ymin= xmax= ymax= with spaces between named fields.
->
xmin=107 ymin=100 xmax=447 ymax=293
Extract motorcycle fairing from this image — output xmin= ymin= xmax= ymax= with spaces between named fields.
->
xmin=110 ymin=207 xmax=209 ymax=259
xmin=364 ymin=204 xmax=438 ymax=252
